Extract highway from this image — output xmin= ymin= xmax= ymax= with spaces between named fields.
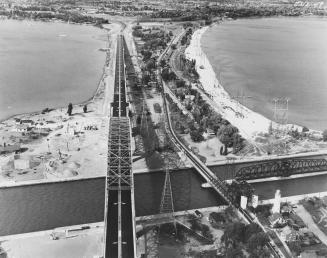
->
xmin=104 ymin=34 xmax=135 ymax=258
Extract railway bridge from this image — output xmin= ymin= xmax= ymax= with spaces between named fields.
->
xmin=104 ymin=30 xmax=327 ymax=258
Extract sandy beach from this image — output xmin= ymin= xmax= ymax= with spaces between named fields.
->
xmin=185 ymin=25 xmax=309 ymax=141
xmin=0 ymin=22 xmax=122 ymax=185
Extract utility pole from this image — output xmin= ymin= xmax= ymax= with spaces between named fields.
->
xmin=273 ymin=97 xmax=290 ymax=133
xmin=140 ymin=100 xmax=149 ymax=136
xmin=159 ymin=167 xmax=177 ymax=237
xmin=159 ymin=167 xmax=175 ymax=215
xmin=226 ymin=156 xmax=237 ymax=180
xmin=232 ymin=91 xmax=252 ymax=117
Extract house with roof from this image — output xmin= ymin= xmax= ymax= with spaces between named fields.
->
xmin=12 ymin=124 xmax=29 ymax=133
xmin=20 ymin=119 xmax=34 ymax=127
xmin=279 ymin=226 xmax=299 ymax=242
xmin=269 ymin=213 xmax=287 ymax=228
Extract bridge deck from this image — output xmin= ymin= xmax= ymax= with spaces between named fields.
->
xmin=104 ymin=35 xmax=135 ymax=258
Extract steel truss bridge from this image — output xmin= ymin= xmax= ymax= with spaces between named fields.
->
xmin=101 ymin=30 xmax=327 ymax=258
xmin=236 ymin=158 xmax=327 ymax=180
xmin=104 ymin=35 xmax=136 ymax=258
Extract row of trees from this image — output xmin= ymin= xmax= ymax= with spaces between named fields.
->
xmin=0 ymin=9 xmax=108 ymax=25
xmin=174 ymin=82 xmax=245 ymax=154
xmin=220 ymin=222 xmax=270 ymax=258
xmin=161 ymin=68 xmax=177 ymax=81
xmin=132 ymin=26 xmax=170 ymax=51
xmin=150 ymin=4 xmax=326 ymax=21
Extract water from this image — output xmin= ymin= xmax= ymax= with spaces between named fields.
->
xmin=202 ymin=17 xmax=327 ymax=130
xmin=0 ymin=19 xmax=106 ymax=121
xmin=1 ymin=168 xmax=327 ymax=236
xmin=0 ymin=178 xmax=106 ymax=236
xmin=134 ymin=169 xmax=225 ymax=216
xmin=0 ymin=170 xmax=224 ymax=236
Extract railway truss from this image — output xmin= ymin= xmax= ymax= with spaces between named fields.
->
xmin=236 ymin=158 xmax=327 ymax=180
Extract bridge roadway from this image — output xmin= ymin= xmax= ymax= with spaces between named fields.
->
xmin=158 ymin=33 xmax=287 ymax=258
xmin=104 ymin=34 xmax=136 ymax=258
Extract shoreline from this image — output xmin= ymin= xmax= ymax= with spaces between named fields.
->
xmin=185 ymin=23 xmax=320 ymax=141
xmin=0 ymin=21 xmax=121 ymax=185
xmin=0 ymin=19 xmax=110 ymax=124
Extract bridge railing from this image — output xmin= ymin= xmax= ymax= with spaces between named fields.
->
xmin=158 ymin=47 xmax=289 ymax=258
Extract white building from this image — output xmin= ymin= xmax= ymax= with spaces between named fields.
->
xmin=14 ymin=159 xmax=30 ymax=170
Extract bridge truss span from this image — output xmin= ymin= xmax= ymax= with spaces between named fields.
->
xmin=104 ymin=34 xmax=136 ymax=258
xmin=108 ymin=117 xmax=132 ymax=190
xmin=236 ymin=158 xmax=327 ymax=180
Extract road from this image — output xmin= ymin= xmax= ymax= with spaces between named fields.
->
xmin=104 ymin=34 xmax=135 ymax=258
xmin=158 ymin=32 xmax=289 ymax=258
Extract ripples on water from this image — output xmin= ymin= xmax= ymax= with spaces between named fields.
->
xmin=0 ymin=20 xmax=106 ymax=121
xmin=0 ymin=170 xmax=224 ymax=236
xmin=2 ymin=169 xmax=327 ymax=236
xmin=202 ymin=17 xmax=327 ymax=130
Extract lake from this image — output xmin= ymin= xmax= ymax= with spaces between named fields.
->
xmin=202 ymin=17 xmax=327 ymax=130
xmin=0 ymin=19 xmax=106 ymax=121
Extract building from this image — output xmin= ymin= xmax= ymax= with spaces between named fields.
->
xmin=13 ymin=124 xmax=29 ymax=133
xmin=20 ymin=119 xmax=34 ymax=127
xmin=14 ymin=158 xmax=30 ymax=170
xmin=269 ymin=213 xmax=286 ymax=228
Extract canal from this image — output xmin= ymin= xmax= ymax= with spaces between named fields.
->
xmin=1 ymin=167 xmax=327 ymax=236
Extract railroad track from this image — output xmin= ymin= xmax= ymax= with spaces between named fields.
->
xmin=158 ymin=32 xmax=289 ymax=258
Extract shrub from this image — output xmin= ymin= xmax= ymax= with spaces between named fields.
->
xmin=247 ymin=232 xmax=269 ymax=250
xmin=288 ymin=241 xmax=302 ymax=256
xmin=190 ymin=129 xmax=204 ymax=142
xmin=302 ymin=126 xmax=309 ymax=133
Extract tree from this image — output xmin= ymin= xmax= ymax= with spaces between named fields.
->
xmin=200 ymin=103 xmax=211 ymax=117
xmin=141 ymin=50 xmax=152 ymax=61
xmin=176 ymin=80 xmax=185 ymax=88
xmin=302 ymin=126 xmax=309 ymax=133
xmin=190 ymin=129 xmax=204 ymax=142
xmin=221 ymin=222 xmax=246 ymax=247
xmin=142 ymin=74 xmax=151 ymax=85
xmin=247 ymin=232 xmax=269 ymax=252
xmin=161 ymin=68 xmax=175 ymax=81
xmin=248 ymin=248 xmax=271 ymax=258
xmin=225 ymin=246 xmax=245 ymax=258
xmin=145 ymin=59 xmax=156 ymax=70
xmin=67 ymin=103 xmax=73 ymax=116
xmin=217 ymin=125 xmax=239 ymax=151
xmin=207 ymin=112 xmax=223 ymax=133
xmin=227 ymin=181 xmax=254 ymax=207
xmin=268 ymin=122 xmax=273 ymax=135
xmin=192 ymin=106 xmax=201 ymax=123
xmin=232 ymin=133 xmax=244 ymax=154
xmin=83 ymin=104 xmax=87 ymax=113
xmin=288 ymin=241 xmax=302 ymax=256
xmin=323 ymin=130 xmax=327 ymax=141
xmin=160 ymin=59 xmax=166 ymax=67
xmin=244 ymin=223 xmax=261 ymax=241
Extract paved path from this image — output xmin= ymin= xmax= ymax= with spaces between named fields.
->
xmin=295 ymin=204 xmax=327 ymax=246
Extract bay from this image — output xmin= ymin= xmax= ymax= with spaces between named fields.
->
xmin=202 ymin=17 xmax=327 ymax=130
xmin=0 ymin=19 xmax=106 ymax=120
